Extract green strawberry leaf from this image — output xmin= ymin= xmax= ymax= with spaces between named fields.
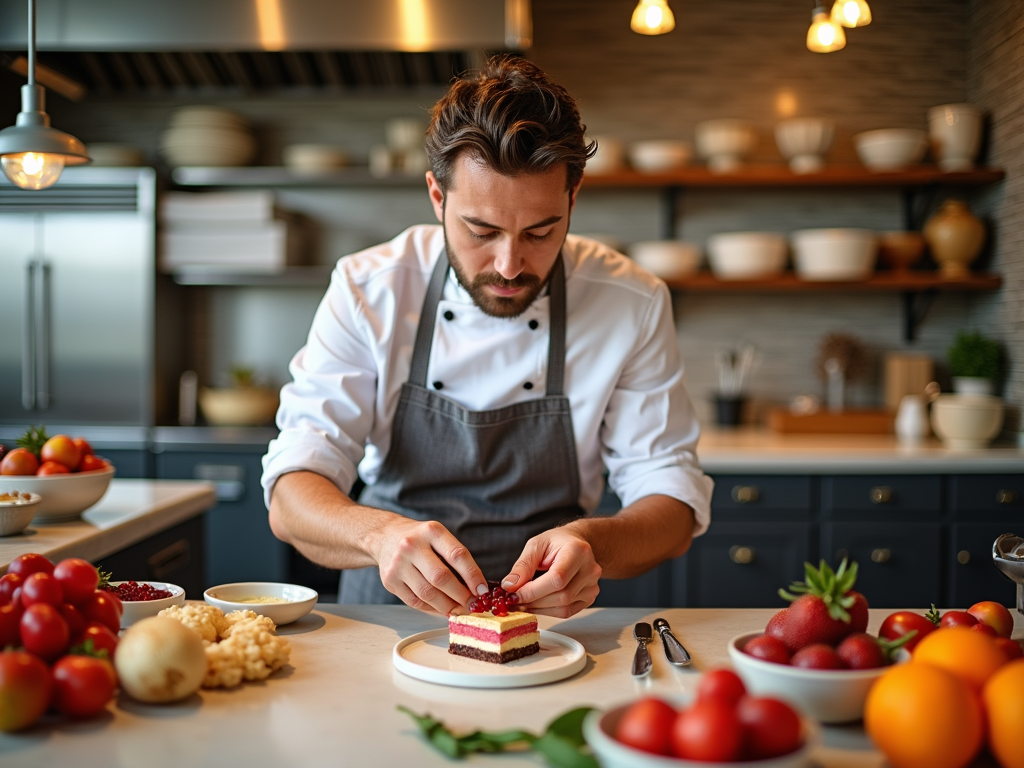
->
xmin=544 ymin=706 xmax=593 ymax=748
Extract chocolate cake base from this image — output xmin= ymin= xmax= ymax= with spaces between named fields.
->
xmin=448 ymin=642 xmax=540 ymax=664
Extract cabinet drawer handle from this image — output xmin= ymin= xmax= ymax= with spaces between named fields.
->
xmin=997 ymin=490 xmax=1016 ymax=505
xmin=729 ymin=545 xmax=755 ymax=565
xmin=731 ymin=486 xmax=760 ymax=504
xmin=870 ymin=486 xmax=893 ymax=504
xmin=147 ymin=539 xmax=191 ymax=579
xmin=957 ymin=550 xmax=971 ymax=565
xmin=870 ymin=547 xmax=892 ymax=564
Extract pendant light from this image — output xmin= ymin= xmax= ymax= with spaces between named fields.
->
xmin=830 ymin=0 xmax=872 ymax=27
xmin=631 ymin=0 xmax=676 ymax=35
xmin=0 ymin=0 xmax=89 ymax=190
xmin=806 ymin=5 xmax=846 ymax=53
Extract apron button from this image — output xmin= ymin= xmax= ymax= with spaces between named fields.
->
xmin=523 ymin=382 xmax=533 ymax=390
xmin=433 ymin=381 xmax=444 ymax=390
xmin=528 ymin=319 xmax=539 ymax=330
xmin=444 ymin=310 xmax=455 ymax=321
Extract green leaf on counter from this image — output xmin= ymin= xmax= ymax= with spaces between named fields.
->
xmin=397 ymin=704 xmax=597 ymax=766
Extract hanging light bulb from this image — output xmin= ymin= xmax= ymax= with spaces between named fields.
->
xmin=631 ymin=0 xmax=676 ymax=35
xmin=830 ymin=0 xmax=872 ymax=27
xmin=0 ymin=0 xmax=89 ymax=190
xmin=807 ymin=5 xmax=846 ymax=53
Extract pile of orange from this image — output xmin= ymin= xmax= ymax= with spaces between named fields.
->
xmin=865 ymin=626 xmax=1024 ymax=768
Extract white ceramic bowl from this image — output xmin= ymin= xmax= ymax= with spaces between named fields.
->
xmin=728 ymin=632 xmax=889 ymax=723
xmin=695 ymin=119 xmax=757 ymax=173
xmin=199 ymin=387 xmax=279 ymax=426
xmin=385 ymin=117 xmax=426 ymax=151
xmin=108 ymin=581 xmax=186 ymax=628
xmin=160 ymin=125 xmax=256 ymax=168
xmin=205 ymin=582 xmax=318 ymax=625
xmin=583 ymin=699 xmax=819 ymax=768
xmin=707 ymin=232 xmax=788 ymax=280
xmin=930 ymin=394 xmax=1004 ymax=449
xmin=630 ymin=241 xmax=702 ymax=280
xmin=774 ymin=118 xmax=835 ymax=174
xmin=790 ymin=228 xmax=878 ymax=281
xmin=0 ymin=490 xmax=41 ymax=536
xmin=853 ymin=129 xmax=928 ymax=171
xmin=0 ymin=465 xmax=115 ymax=523
xmin=283 ymin=144 xmax=348 ymax=174
xmin=628 ymin=140 xmax=692 ymax=173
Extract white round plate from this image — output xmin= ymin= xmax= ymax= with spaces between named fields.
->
xmin=393 ymin=628 xmax=586 ymax=689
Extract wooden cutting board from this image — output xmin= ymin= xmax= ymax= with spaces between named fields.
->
xmin=767 ymin=408 xmax=894 ymax=434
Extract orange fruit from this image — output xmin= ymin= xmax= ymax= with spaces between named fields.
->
xmin=911 ymin=626 xmax=1006 ymax=692
xmin=983 ymin=659 xmax=1024 ymax=768
xmin=865 ymin=662 xmax=983 ymax=768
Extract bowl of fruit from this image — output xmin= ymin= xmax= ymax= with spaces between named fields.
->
xmin=103 ymin=579 xmax=186 ymax=628
xmin=0 ymin=427 xmax=115 ymax=523
xmin=583 ymin=669 xmax=819 ymax=768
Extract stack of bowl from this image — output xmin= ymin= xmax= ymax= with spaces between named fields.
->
xmin=707 ymin=232 xmax=788 ymax=280
xmin=160 ymin=106 xmax=257 ymax=167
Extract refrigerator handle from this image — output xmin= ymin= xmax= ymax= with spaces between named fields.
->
xmin=22 ymin=260 xmax=36 ymax=410
xmin=34 ymin=259 xmax=51 ymax=410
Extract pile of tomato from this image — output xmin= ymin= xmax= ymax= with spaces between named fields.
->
xmin=0 ymin=553 xmax=121 ymax=732
xmin=0 ymin=430 xmax=110 ymax=476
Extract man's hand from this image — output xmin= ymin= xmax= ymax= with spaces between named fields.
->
xmin=499 ymin=528 xmax=602 ymax=618
xmin=373 ymin=518 xmax=490 ymax=616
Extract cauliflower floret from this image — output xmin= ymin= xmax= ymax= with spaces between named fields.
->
xmin=158 ymin=603 xmax=228 ymax=644
xmin=201 ymin=617 xmax=291 ymax=689
xmin=221 ymin=610 xmax=276 ymax=638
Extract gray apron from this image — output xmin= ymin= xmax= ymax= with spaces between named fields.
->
xmin=340 ymin=248 xmax=584 ymax=603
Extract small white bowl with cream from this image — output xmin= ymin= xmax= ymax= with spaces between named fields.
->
xmin=204 ymin=582 xmax=318 ymax=625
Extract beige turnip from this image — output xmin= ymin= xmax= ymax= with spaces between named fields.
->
xmin=115 ymin=616 xmax=206 ymax=703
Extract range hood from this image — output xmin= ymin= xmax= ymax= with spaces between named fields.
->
xmin=0 ymin=0 xmax=532 ymax=92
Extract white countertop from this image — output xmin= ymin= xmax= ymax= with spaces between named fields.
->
xmin=1 ymin=605 xmax=1019 ymax=768
xmin=699 ymin=428 xmax=1024 ymax=473
xmin=0 ymin=480 xmax=216 ymax=573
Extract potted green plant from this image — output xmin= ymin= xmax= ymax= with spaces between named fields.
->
xmin=946 ymin=331 xmax=1003 ymax=395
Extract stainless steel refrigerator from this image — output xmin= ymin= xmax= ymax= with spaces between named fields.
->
xmin=0 ymin=167 xmax=157 ymax=428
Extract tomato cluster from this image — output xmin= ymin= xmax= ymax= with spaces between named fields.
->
xmin=0 ymin=431 xmax=111 ymax=477
xmin=615 ymin=670 xmax=804 ymax=761
xmin=0 ymin=553 xmax=120 ymax=732
xmin=879 ymin=601 xmax=1021 ymax=661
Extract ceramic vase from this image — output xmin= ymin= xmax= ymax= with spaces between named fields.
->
xmin=923 ymin=200 xmax=985 ymax=278
xmin=928 ymin=103 xmax=982 ymax=172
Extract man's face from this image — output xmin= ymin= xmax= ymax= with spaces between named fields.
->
xmin=426 ymin=154 xmax=580 ymax=319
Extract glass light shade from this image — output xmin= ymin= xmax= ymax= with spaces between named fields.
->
xmin=630 ymin=0 xmax=675 ymax=35
xmin=807 ymin=8 xmax=846 ymax=52
xmin=830 ymin=0 xmax=872 ymax=27
xmin=2 ymin=151 xmax=65 ymax=189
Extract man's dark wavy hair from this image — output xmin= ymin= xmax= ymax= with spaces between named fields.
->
xmin=425 ymin=55 xmax=596 ymax=192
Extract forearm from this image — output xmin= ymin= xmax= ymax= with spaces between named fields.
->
xmin=563 ymin=494 xmax=695 ymax=579
xmin=267 ymin=470 xmax=401 ymax=570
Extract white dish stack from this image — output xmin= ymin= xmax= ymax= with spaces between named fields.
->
xmin=159 ymin=191 xmax=306 ymax=272
xmin=160 ymin=106 xmax=257 ymax=167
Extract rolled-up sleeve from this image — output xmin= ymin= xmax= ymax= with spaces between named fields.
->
xmin=261 ymin=266 xmax=378 ymax=508
xmin=600 ymin=282 xmax=714 ymax=536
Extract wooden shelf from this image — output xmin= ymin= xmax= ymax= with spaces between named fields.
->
xmin=582 ymin=165 xmax=1005 ymax=189
xmin=663 ymin=271 xmax=1003 ymax=291
xmin=171 ymin=166 xmax=425 ymax=187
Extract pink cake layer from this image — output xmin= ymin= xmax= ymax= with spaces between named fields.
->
xmin=448 ymin=622 xmax=537 ymax=644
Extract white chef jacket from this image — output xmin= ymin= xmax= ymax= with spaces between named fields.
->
xmin=261 ymin=225 xmax=713 ymax=535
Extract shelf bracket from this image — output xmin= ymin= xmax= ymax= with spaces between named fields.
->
xmin=901 ymin=289 xmax=938 ymax=343
xmin=663 ymin=186 xmax=682 ymax=240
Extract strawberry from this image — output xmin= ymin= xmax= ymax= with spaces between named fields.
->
xmin=765 ymin=608 xmax=788 ymax=642
xmin=743 ymin=634 xmax=791 ymax=665
xmin=846 ymin=591 xmax=869 ymax=634
xmin=779 ymin=559 xmax=863 ymax=651
xmin=791 ymin=643 xmax=847 ymax=670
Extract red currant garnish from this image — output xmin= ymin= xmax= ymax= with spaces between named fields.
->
xmin=506 ymin=592 xmax=521 ymax=606
xmin=492 ymin=604 xmax=509 ymax=617
xmin=468 ymin=598 xmax=485 ymax=614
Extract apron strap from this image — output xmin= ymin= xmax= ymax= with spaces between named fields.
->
xmin=408 ymin=246 xmax=568 ymax=395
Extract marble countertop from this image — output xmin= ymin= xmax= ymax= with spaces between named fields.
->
xmin=0 ymin=480 xmax=216 ymax=573
xmin=2 ymin=605 xmax=1019 ymax=768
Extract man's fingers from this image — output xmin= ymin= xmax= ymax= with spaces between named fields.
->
xmin=501 ymin=540 xmax=545 ymax=598
xmin=403 ymin=566 xmax=461 ymax=616
xmin=435 ymin=536 xmax=489 ymax=602
xmin=521 ymin=573 xmax=599 ymax=611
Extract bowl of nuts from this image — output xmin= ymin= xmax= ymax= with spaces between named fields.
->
xmin=0 ymin=490 xmax=41 ymax=536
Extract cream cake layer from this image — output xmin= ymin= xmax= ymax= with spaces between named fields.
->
xmin=448 ymin=611 xmax=540 ymax=664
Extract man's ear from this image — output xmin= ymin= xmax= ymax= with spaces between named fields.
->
xmin=425 ymin=171 xmax=445 ymax=223
xmin=568 ymin=177 xmax=583 ymax=213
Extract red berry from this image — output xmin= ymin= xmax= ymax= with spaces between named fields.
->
xmin=468 ymin=599 xmax=484 ymax=614
xmin=491 ymin=587 xmax=506 ymax=599
xmin=104 ymin=581 xmax=171 ymax=602
xmin=506 ymin=592 xmax=521 ymax=606
xmin=492 ymin=604 xmax=509 ymax=617
xmin=744 ymin=634 xmax=791 ymax=664
xmin=835 ymin=632 xmax=886 ymax=669
xmin=765 ymin=609 xmax=788 ymax=642
xmin=791 ymin=643 xmax=847 ymax=670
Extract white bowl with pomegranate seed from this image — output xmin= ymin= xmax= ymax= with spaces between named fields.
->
xmin=106 ymin=581 xmax=185 ymax=628
xmin=728 ymin=632 xmax=891 ymax=724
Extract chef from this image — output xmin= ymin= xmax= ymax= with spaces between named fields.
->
xmin=262 ymin=55 xmax=713 ymax=618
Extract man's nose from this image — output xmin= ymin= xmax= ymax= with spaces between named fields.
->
xmin=493 ymin=238 xmax=525 ymax=280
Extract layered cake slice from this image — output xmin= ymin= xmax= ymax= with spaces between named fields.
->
xmin=448 ymin=611 xmax=540 ymax=664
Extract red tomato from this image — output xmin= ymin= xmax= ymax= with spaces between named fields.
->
xmin=40 ymin=435 xmax=81 ymax=472
xmin=19 ymin=603 xmax=70 ymax=661
xmin=994 ymin=637 xmax=1024 ymax=661
xmin=0 ymin=604 xmax=21 ymax=648
xmin=53 ymin=558 xmax=99 ymax=606
xmin=967 ymin=601 xmax=1014 ymax=638
xmin=59 ymin=603 xmax=86 ymax=641
xmin=81 ymin=591 xmax=122 ymax=633
xmin=738 ymin=696 xmax=803 ymax=759
xmin=72 ymin=437 xmax=94 ymax=458
xmin=695 ymin=668 xmax=747 ymax=707
xmin=51 ymin=655 xmax=116 ymax=719
xmin=0 ymin=651 xmax=52 ymax=733
xmin=939 ymin=610 xmax=978 ymax=629
xmin=672 ymin=701 xmax=744 ymax=762
xmin=78 ymin=622 xmax=119 ymax=660
xmin=20 ymin=572 xmax=64 ymax=608
xmin=36 ymin=460 xmax=71 ymax=475
xmin=0 ymin=448 xmax=39 ymax=476
xmin=614 ymin=698 xmax=678 ymax=756
xmin=0 ymin=573 xmax=23 ymax=606
xmin=878 ymin=610 xmax=937 ymax=652
xmin=77 ymin=454 xmax=109 ymax=473
xmin=8 ymin=553 xmax=54 ymax=578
